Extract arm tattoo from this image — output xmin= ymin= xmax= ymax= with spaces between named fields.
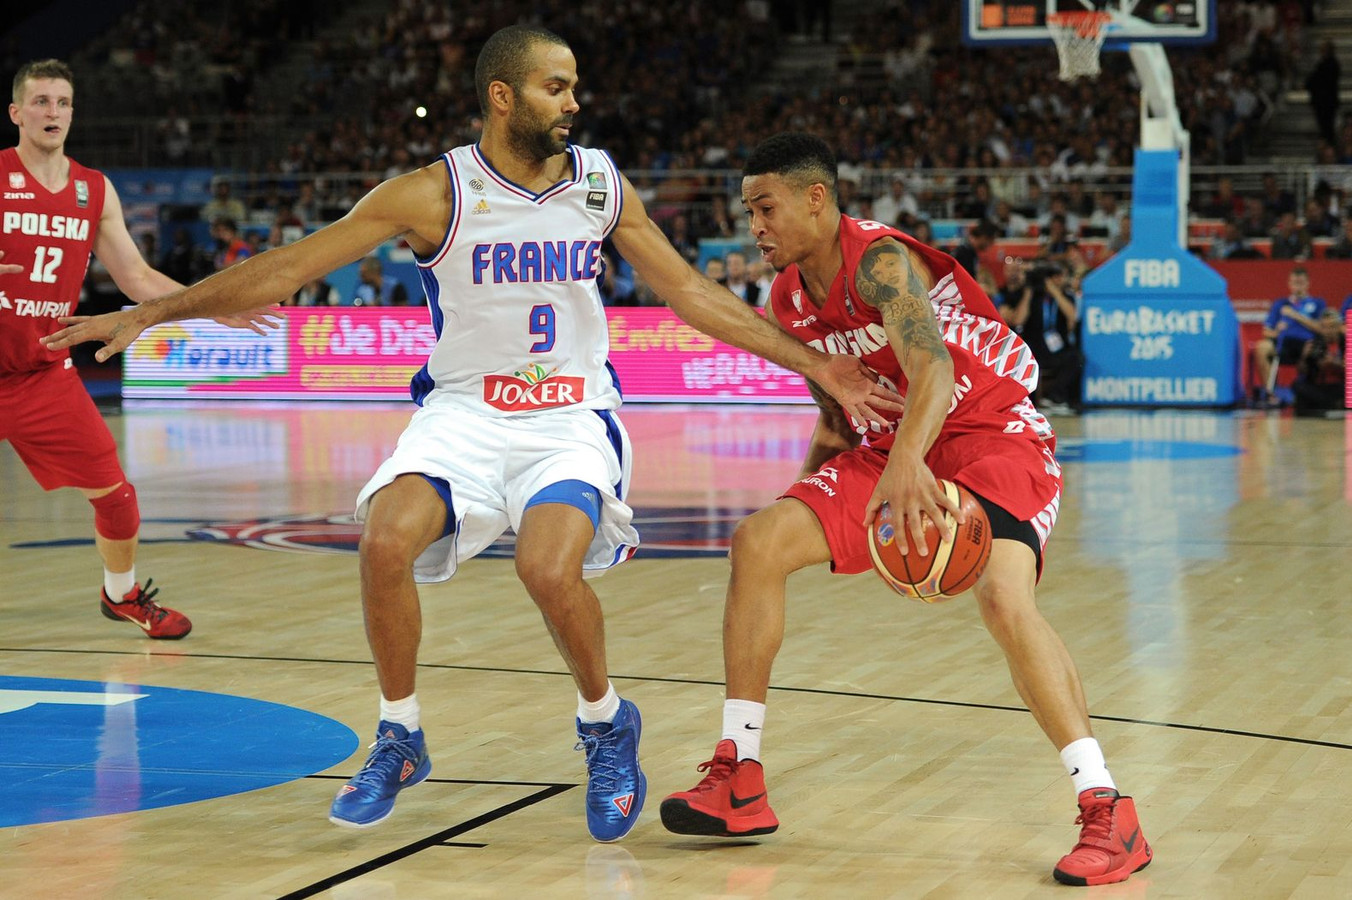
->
xmin=856 ymin=239 xmax=950 ymax=370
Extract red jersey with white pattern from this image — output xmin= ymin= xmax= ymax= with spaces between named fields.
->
xmin=0 ymin=147 xmax=105 ymax=376
xmin=768 ymin=216 xmax=1055 ymax=453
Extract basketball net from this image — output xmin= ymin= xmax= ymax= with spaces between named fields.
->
xmin=1047 ymin=11 xmax=1114 ymax=81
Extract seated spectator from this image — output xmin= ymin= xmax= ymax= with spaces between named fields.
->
xmin=1108 ymin=215 xmax=1132 ymax=254
xmin=1037 ymin=214 xmax=1088 ymax=275
xmin=270 ymin=202 xmax=307 ymax=247
xmin=1210 ymin=220 xmax=1264 ymax=260
xmin=703 ymin=256 xmax=727 ymax=285
xmin=160 ymin=227 xmax=210 ymax=283
xmin=905 ymin=218 xmax=934 ymax=246
xmin=1260 ymin=172 xmax=1298 ymax=220
xmin=201 ymin=180 xmax=247 ymax=225
xmin=1292 ymin=309 xmax=1347 ymax=414
xmin=1302 ymin=198 xmax=1338 ymax=238
xmin=351 ymin=256 xmax=409 ymax=306
xmin=1252 ymin=267 xmax=1327 ymax=404
xmin=1199 ymin=176 xmax=1246 ymax=220
xmin=723 ymin=251 xmax=760 ymax=306
xmin=1037 ymin=195 xmax=1082 ymax=237
xmin=991 ymin=199 xmax=1031 ymax=238
xmin=599 ymin=251 xmax=636 ymax=306
xmin=1087 ymin=193 xmax=1125 ymax=245
xmin=1323 ymin=217 xmax=1352 ymax=259
xmin=1238 ymin=196 xmax=1272 ymax=238
xmin=952 ymin=220 xmax=997 ymax=279
xmin=997 ymin=260 xmax=1082 ymax=412
xmin=1270 ymin=211 xmax=1312 ymax=260
xmin=872 ymin=174 xmax=919 ymax=229
xmin=211 ymin=219 xmax=251 ymax=270
xmin=292 ymin=276 xmax=339 ymax=307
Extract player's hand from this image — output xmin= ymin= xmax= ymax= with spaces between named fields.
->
xmin=0 ymin=250 xmax=24 ymax=275
xmin=42 ymin=307 xmax=151 ymax=362
xmin=863 ymin=449 xmax=962 ymax=556
xmin=214 ymin=306 xmax=286 ymax=335
xmin=815 ymin=355 xmax=904 ymax=429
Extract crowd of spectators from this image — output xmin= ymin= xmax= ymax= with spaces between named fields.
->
xmin=55 ymin=0 xmax=1344 ymax=408
xmin=62 ymin=1 xmax=1317 ymax=223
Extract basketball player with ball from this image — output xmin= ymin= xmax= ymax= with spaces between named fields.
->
xmin=42 ymin=33 xmax=895 ymax=843
xmin=660 ymin=133 xmax=1151 ymax=887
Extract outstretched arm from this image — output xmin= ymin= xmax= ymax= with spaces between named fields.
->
xmin=92 ymin=177 xmax=279 ymax=334
xmin=854 ymin=237 xmax=960 ymax=552
xmin=44 ymin=165 xmax=451 ymax=361
xmin=608 ymin=172 xmax=901 ymax=427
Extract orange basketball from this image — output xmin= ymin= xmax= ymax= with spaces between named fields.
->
xmin=867 ymin=480 xmax=992 ymax=603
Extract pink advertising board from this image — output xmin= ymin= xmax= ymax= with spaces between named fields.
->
xmin=124 ymin=307 xmax=811 ymax=403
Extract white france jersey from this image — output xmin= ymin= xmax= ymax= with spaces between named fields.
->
xmin=411 ymin=143 xmax=625 ymax=416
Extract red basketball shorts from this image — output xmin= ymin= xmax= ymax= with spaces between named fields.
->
xmin=0 ymin=363 xmax=126 ymax=491
xmin=782 ymin=428 xmax=1062 ymax=576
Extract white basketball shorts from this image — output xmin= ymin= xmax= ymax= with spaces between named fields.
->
xmin=355 ymin=404 xmax=639 ymax=583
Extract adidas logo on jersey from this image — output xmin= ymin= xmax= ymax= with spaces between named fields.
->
xmin=472 ymin=199 xmax=491 ymax=215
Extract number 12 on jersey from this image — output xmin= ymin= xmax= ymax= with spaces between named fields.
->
xmin=30 ymin=246 xmax=63 ymax=283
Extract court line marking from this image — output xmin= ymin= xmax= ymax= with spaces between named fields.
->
xmin=6 ymin=646 xmax=1352 ymax=753
xmin=275 ymin=783 xmax=574 ymax=900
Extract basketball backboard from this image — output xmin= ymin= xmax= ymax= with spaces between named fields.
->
xmin=962 ymin=0 xmax=1216 ymax=47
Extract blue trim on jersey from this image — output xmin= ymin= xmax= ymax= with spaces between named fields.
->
xmin=418 ymin=474 xmax=457 ymax=537
xmin=472 ymin=143 xmax=581 ymax=202
xmin=599 ymin=148 xmax=624 ymax=238
xmin=414 ymin=152 xmax=458 ymax=266
xmin=410 ymin=267 xmax=444 ymax=405
xmin=605 ymin=359 xmax=623 ymax=400
xmin=524 ymin=479 xmax=601 ymax=533
xmin=594 ymin=409 xmax=626 ymax=500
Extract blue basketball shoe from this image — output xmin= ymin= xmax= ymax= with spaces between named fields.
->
xmin=575 ymin=699 xmax=646 ymax=842
xmin=329 ymin=721 xmax=432 ymax=828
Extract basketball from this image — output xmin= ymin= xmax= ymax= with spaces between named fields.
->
xmin=867 ymin=480 xmax=992 ymax=602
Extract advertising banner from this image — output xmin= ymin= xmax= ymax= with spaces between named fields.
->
xmin=125 ymin=307 xmax=812 ymax=403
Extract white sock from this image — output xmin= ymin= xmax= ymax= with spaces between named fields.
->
xmin=1060 ymin=737 xmax=1116 ymax=796
xmin=104 ymin=567 xmax=136 ymax=600
xmin=722 ymin=699 xmax=766 ymax=761
xmin=577 ymin=682 xmax=620 ymax=725
xmin=380 ymin=693 xmax=421 ymax=732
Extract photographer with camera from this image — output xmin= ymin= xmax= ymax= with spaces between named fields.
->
xmin=998 ymin=258 xmax=1084 ymax=413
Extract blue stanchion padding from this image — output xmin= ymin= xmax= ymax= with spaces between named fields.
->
xmin=1080 ymin=149 xmax=1240 ymax=406
xmin=0 ymin=675 xmax=358 ymax=827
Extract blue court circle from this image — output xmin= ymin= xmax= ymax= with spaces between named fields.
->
xmin=0 ymin=675 xmax=358 ymax=827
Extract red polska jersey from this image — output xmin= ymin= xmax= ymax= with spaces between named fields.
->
xmin=0 ymin=147 xmax=105 ymax=376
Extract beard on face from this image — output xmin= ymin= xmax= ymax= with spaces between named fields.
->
xmin=507 ymin=102 xmax=570 ymax=161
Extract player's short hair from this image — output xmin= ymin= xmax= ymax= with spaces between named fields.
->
xmin=12 ymin=59 xmax=74 ymax=104
xmin=1291 ymin=266 xmax=1308 ymax=277
xmin=743 ymin=133 xmax=839 ymax=204
xmin=474 ymin=25 xmax=570 ymax=115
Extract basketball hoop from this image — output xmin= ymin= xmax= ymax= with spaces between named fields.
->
xmin=1047 ymin=11 xmax=1114 ymax=81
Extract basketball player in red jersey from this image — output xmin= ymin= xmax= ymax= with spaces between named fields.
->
xmin=2 ymin=59 xmax=276 ymax=638
xmin=660 ymin=134 xmax=1151 ymax=887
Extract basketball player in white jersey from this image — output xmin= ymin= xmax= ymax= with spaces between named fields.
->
xmin=45 ymin=26 xmax=897 ymax=840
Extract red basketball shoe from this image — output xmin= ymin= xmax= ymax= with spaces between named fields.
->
xmin=659 ymin=739 xmax=779 ymax=837
xmin=100 ymin=579 xmax=192 ymax=639
xmin=1053 ymin=788 xmax=1152 ymax=886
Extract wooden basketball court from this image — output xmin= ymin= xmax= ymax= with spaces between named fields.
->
xmin=2 ymin=403 xmax=1350 ymax=898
